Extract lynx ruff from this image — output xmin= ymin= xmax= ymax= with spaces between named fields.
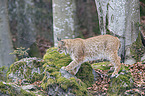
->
xmin=57 ymin=35 xmax=121 ymax=77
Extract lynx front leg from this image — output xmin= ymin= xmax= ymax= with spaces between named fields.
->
xmin=62 ymin=60 xmax=82 ymax=75
xmin=68 ymin=65 xmax=81 ymax=75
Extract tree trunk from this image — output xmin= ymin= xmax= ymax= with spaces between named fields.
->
xmin=0 ymin=0 xmax=15 ymax=67
xmin=15 ymin=0 xmax=36 ymax=48
xmin=53 ymin=0 xmax=79 ymax=46
xmin=95 ymin=0 xmax=145 ymax=64
xmin=95 ymin=0 xmax=109 ymax=35
xmin=8 ymin=0 xmax=53 ymax=46
xmin=86 ymin=0 xmax=95 ymax=37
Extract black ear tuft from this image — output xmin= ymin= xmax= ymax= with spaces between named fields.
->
xmin=57 ymin=37 xmax=61 ymax=41
xmin=61 ymin=41 xmax=65 ymax=45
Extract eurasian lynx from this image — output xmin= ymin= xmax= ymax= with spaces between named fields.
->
xmin=57 ymin=35 xmax=121 ymax=77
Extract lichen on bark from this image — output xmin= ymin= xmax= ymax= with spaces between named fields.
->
xmin=53 ymin=0 xmax=79 ymax=46
xmin=95 ymin=0 xmax=143 ymax=64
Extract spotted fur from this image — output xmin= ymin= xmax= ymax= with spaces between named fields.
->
xmin=57 ymin=35 xmax=121 ymax=77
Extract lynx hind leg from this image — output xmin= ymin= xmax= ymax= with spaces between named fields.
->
xmin=110 ymin=51 xmax=121 ymax=77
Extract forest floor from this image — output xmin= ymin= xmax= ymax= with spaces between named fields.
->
xmin=88 ymin=62 xmax=145 ymax=95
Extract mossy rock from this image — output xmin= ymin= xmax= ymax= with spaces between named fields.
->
xmin=0 ymin=81 xmax=36 ymax=96
xmin=43 ymin=47 xmax=72 ymax=68
xmin=107 ymin=71 xmax=134 ymax=95
xmin=76 ymin=62 xmax=94 ymax=87
xmin=91 ymin=62 xmax=134 ymax=95
xmin=42 ymin=47 xmax=91 ymax=95
xmin=0 ymin=66 xmax=7 ymax=81
xmin=7 ymin=57 xmax=45 ymax=83
xmin=41 ymin=75 xmax=89 ymax=96
xmin=43 ymin=47 xmax=95 ymax=87
xmin=130 ymin=32 xmax=145 ymax=62
xmin=92 ymin=62 xmax=111 ymax=70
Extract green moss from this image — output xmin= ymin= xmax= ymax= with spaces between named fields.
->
xmin=0 ymin=82 xmax=36 ymax=96
xmin=7 ymin=58 xmax=45 ymax=83
xmin=29 ymin=43 xmax=42 ymax=58
xmin=130 ymin=32 xmax=145 ymax=62
xmin=57 ymin=77 xmax=70 ymax=90
xmin=56 ymin=77 xmax=88 ymax=95
xmin=43 ymin=47 xmax=72 ymax=69
xmin=31 ymin=73 xmax=44 ymax=82
xmin=0 ymin=66 xmax=7 ymax=81
xmin=92 ymin=62 xmax=111 ymax=70
xmin=6 ymin=47 xmax=92 ymax=95
xmin=50 ymin=72 xmax=61 ymax=79
xmin=47 ymin=78 xmax=55 ymax=85
xmin=20 ymin=88 xmax=36 ymax=96
xmin=42 ymin=47 xmax=90 ymax=95
xmin=107 ymin=70 xmax=134 ymax=95
xmin=76 ymin=62 xmax=94 ymax=87
xmin=69 ymin=77 xmax=88 ymax=96
xmin=44 ymin=47 xmax=95 ymax=87
xmin=140 ymin=0 xmax=145 ymax=16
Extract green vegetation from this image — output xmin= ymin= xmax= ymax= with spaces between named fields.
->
xmin=92 ymin=62 xmax=110 ymax=70
xmin=0 ymin=66 xmax=7 ymax=81
xmin=0 ymin=81 xmax=36 ymax=96
xmin=42 ymin=47 xmax=91 ymax=95
xmin=130 ymin=32 xmax=145 ymax=62
xmin=7 ymin=58 xmax=45 ymax=83
xmin=108 ymin=70 xmax=134 ymax=95
xmin=6 ymin=47 xmax=92 ymax=95
xmin=90 ymin=62 xmax=135 ymax=95
xmin=76 ymin=62 xmax=94 ymax=87
xmin=29 ymin=43 xmax=42 ymax=58
xmin=5 ymin=47 xmax=144 ymax=95
xmin=43 ymin=47 xmax=72 ymax=68
xmin=10 ymin=47 xmax=30 ymax=59
xmin=140 ymin=0 xmax=145 ymax=16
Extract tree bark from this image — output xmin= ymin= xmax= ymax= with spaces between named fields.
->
xmin=95 ymin=0 xmax=109 ymax=35
xmin=15 ymin=0 xmax=36 ymax=48
xmin=86 ymin=0 xmax=95 ymax=37
xmin=53 ymin=0 xmax=79 ymax=46
xmin=95 ymin=0 xmax=144 ymax=64
xmin=8 ymin=0 xmax=53 ymax=47
xmin=0 ymin=0 xmax=15 ymax=67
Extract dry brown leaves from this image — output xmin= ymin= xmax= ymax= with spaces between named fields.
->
xmin=36 ymin=36 xmax=52 ymax=56
xmin=88 ymin=62 xmax=145 ymax=95
xmin=87 ymin=69 xmax=110 ymax=95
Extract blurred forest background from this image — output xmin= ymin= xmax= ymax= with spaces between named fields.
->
xmin=0 ymin=0 xmax=145 ymax=95
xmin=0 ymin=0 xmax=145 ymax=67
xmin=0 ymin=0 xmax=101 ymax=67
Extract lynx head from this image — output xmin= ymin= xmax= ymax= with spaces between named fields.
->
xmin=57 ymin=38 xmax=67 ymax=54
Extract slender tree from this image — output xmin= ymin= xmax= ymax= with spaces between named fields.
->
xmin=0 ymin=0 xmax=15 ymax=67
xmin=53 ymin=0 xmax=79 ymax=46
xmin=95 ymin=0 xmax=145 ymax=64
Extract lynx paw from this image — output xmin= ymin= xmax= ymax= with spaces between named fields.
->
xmin=61 ymin=66 xmax=75 ymax=75
xmin=61 ymin=66 xmax=70 ymax=71
xmin=61 ymin=66 xmax=66 ymax=70
xmin=111 ymin=74 xmax=119 ymax=78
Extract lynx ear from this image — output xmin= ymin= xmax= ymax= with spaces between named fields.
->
xmin=57 ymin=37 xmax=61 ymax=41
xmin=61 ymin=41 xmax=65 ymax=45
